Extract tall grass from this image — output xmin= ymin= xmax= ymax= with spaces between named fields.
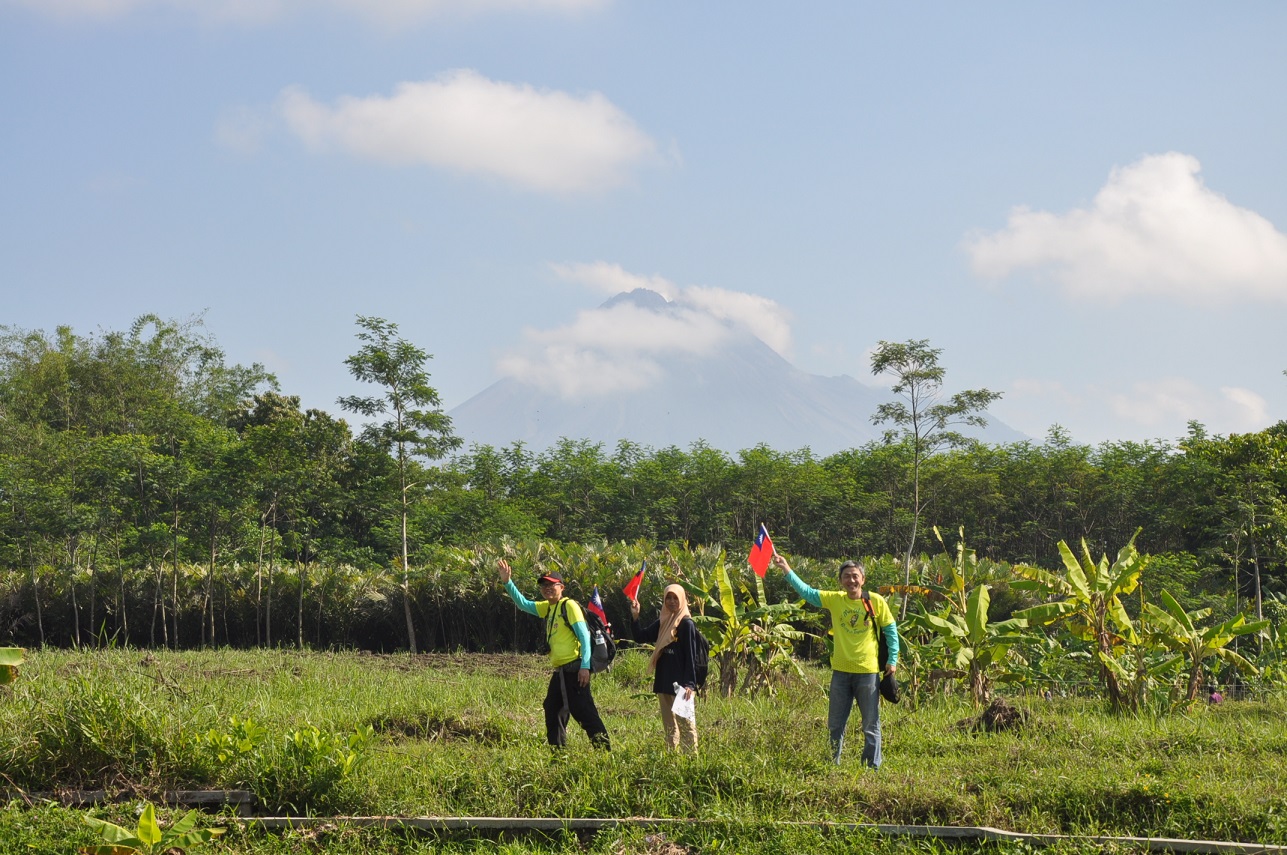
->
xmin=3 ymin=648 xmax=1287 ymax=852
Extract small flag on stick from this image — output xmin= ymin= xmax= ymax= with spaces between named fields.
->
xmin=749 ymin=523 xmax=774 ymax=578
xmin=622 ymin=561 xmax=646 ymax=601
xmin=587 ymin=585 xmax=610 ymax=628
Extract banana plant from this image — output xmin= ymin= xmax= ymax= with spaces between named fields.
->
xmin=0 ymin=647 xmax=22 ymax=686
xmin=911 ymin=583 xmax=1028 ymax=705
xmin=684 ymin=551 xmax=811 ymax=697
xmin=1143 ymin=589 xmax=1269 ymax=703
xmin=82 ymin=803 xmax=224 ymax=854
xmin=1013 ymin=530 xmax=1147 ymax=711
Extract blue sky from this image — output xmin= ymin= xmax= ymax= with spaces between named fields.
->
xmin=3 ymin=1 xmax=1285 ymax=447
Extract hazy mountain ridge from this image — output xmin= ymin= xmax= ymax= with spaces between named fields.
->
xmin=449 ymin=289 xmax=1026 ymax=454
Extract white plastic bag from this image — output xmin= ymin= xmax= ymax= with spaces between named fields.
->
xmin=671 ymin=683 xmax=696 ymax=721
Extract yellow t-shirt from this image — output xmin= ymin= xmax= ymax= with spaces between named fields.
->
xmin=819 ymin=590 xmax=894 ymax=674
xmin=535 ymin=598 xmax=585 ymax=668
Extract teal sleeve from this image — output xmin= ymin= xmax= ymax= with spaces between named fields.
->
xmin=572 ymin=619 xmax=591 ymax=670
xmin=505 ymin=579 xmax=539 ymax=616
xmin=882 ymin=621 xmax=899 ymax=668
xmin=784 ymin=570 xmax=823 ymax=608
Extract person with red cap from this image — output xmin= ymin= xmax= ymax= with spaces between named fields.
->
xmin=497 ymin=558 xmax=611 ymax=750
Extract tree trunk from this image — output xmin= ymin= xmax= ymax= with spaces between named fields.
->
xmin=1186 ymin=661 xmax=1203 ymax=703
xmin=205 ymin=509 xmax=217 ymax=648
xmin=267 ymin=508 xmax=277 ymax=647
xmin=401 ymin=462 xmax=417 ymax=655
xmin=88 ymin=536 xmax=98 ymax=648
xmin=29 ymin=549 xmax=45 ymax=646
xmin=68 ymin=544 xmax=82 ymax=648
xmin=1251 ymin=538 xmax=1264 ymax=624
xmin=172 ymin=505 xmax=181 ymax=649
xmin=116 ymin=538 xmax=128 ymax=642
xmin=255 ymin=520 xmax=266 ymax=647
xmin=297 ymin=561 xmax=306 ymax=650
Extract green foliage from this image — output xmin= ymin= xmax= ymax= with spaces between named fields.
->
xmin=338 ymin=315 xmax=461 ymax=655
xmin=253 ymin=724 xmax=375 ymax=814
xmin=1143 ymin=589 xmax=1269 ymax=703
xmin=13 ymin=674 xmax=177 ymax=789
xmin=196 ymin=715 xmax=268 ymax=767
xmin=0 ymin=647 xmax=22 ymax=686
xmin=3 ymin=313 xmax=1287 ymax=671
xmin=677 ymin=550 xmax=812 ymax=696
xmin=869 ymin=339 xmax=1002 ymax=611
xmin=911 ymin=583 xmax=1029 ymax=705
xmin=81 ymin=802 xmax=224 ymax=854
xmin=1014 ymin=532 xmax=1148 ymax=710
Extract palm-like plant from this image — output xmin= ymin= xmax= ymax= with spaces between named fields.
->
xmin=913 ymin=583 xmax=1029 ymax=705
xmin=682 ymin=551 xmax=811 ymax=697
xmin=1013 ymin=531 xmax=1146 ymax=711
xmin=1143 ymin=589 xmax=1268 ymax=703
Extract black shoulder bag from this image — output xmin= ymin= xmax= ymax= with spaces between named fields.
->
xmin=861 ymin=592 xmax=900 ymax=703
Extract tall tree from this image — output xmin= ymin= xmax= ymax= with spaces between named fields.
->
xmin=338 ymin=316 xmax=459 ymax=654
xmin=870 ymin=339 xmax=1001 ymax=615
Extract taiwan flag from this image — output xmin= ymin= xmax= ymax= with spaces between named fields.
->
xmin=587 ymin=585 xmax=611 ymax=629
xmin=622 ymin=561 xmax=646 ymax=601
xmin=748 ymin=524 xmax=774 ymax=578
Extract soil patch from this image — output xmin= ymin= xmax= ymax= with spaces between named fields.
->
xmin=957 ymin=697 xmax=1029 ymax=733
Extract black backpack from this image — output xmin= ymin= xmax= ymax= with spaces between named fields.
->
xmin=558 ymin=600 xmax=617 ymax=673
xmin=690 ymin=621 xmax=711 ymax=690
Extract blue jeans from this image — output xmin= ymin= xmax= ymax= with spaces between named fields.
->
xmin=828 ymin=670 xmax=881 ymax=768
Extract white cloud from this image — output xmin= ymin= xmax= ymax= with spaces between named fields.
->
xmin=548 ymin=261 xmax=679 ymax=299
xmin=329 ymin=0 xmax=605 ymax=28
xmin=500 ymin=265 xmax=792 ymax=399
xmin=1000 ymin=375 xmax=1272 ymax=443
xmin=5 ymin=0 xmax=604 ymax=26
xmin=680 ymin=286 xmax=791 ymax=355
xmin=965 ymin=153 xmax=1287 ymax=304
xmin=278 ymin=71 xmax=661 ymax=194
xmin=1109 ymin=378 xmax=1269 ymax=434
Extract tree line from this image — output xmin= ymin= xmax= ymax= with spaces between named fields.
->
xmin=1 ymin=314 xmax=1284 ymax=651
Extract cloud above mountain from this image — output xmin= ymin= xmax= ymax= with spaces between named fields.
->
xmin=549 ymin=262 xmax=792 ymax=352
xmin=495 ymin=264 xmax=793 ymax=398
xmin=965 ymin=153 xmax=1287 ymax=304
xmin=10 ymin=0 xmax=606 ymax=27
xmin=277 ymin=71 xmax=660 ymax=193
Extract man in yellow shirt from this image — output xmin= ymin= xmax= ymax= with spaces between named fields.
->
xmin=773 ymin=553 xmax=898 ymax=768
xmin=498 ymin=559 xmax=610 ymax=749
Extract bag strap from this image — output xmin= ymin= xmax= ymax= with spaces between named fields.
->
xmin=861 ymin=591 xmax=877 ymax=635
xmin=545 ymin=597 xmax=568 ymax=647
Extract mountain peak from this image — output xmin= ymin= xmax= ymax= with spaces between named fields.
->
xmin=599 ymin=288 xmax=671 ymax=311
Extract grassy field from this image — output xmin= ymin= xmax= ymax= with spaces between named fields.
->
xmin=2 ymin=648 xmax=1286 ymax=854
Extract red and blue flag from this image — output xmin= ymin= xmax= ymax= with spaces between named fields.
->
xmin=587 ymin=585 xmax=610 ymax=628
xmin=622 ymin=561 xmax=646 ymax=601
xmin=748 ymin=523 xmax=774 ymax=578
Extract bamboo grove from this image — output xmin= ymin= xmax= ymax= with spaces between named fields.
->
xmin=2 ymin=316 xmax=1286 ymax=682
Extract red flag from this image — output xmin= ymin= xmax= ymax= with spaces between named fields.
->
xmin=749 ymin=524 xmax=774 ymax=577
xmin=622 ymin=561 xmax=646 ymax=601
xmin=587 ymin=585 xmax=610 ymax=628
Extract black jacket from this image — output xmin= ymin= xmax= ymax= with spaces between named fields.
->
xmin=632 ymin=616 xmax=699 ymax=693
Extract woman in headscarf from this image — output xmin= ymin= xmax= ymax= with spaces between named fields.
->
xmin=630 ymin=584 xmax=700 ymax=752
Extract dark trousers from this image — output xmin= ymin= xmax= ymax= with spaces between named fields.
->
xmin=543 ymin=665 xmax=610 ymax=749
